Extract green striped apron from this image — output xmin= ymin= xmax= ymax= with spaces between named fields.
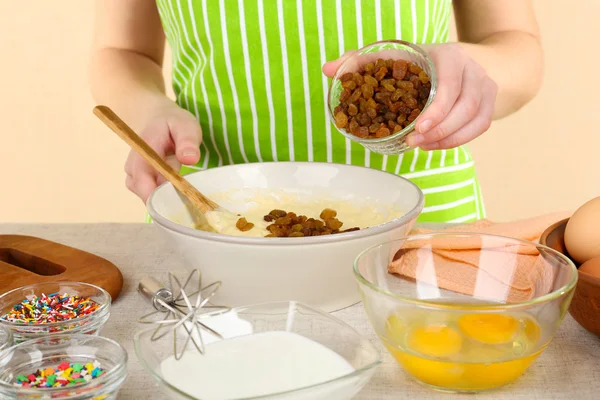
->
xmin=153 ymin=0 xmax=486 ymax=223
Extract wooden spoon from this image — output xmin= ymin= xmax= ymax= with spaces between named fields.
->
xmin=93 ymin=105 xmax=228 ymax=227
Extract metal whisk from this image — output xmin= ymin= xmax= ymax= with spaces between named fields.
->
xmin=137 ymin=269 xmax=230 ymax=359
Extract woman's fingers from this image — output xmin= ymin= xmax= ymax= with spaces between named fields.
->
xmin=407 ymin=59 xmax=464 ymax=147
xmin=420 ymin=79 xmax=497 ymax=150
xmin=413 ymin=61 xmax=486 ymax=146
xmin=156 ymin=154 xmax=182 ymax=186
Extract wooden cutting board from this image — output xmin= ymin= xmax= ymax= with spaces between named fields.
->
xmin=0 ymin=235 xmax=123 ymax=301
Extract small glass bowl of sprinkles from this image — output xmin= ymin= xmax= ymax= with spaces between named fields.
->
xmin=0 ymin=282 xmax=110 ymax=343
xmin=0 ymin=334 xmax=127 ymax=400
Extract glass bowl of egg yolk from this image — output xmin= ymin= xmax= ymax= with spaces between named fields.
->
xmin=354 ymin=233 xmax=578 ymax=393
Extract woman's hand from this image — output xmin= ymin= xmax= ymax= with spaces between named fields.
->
xmin=323 ymin=43 xmax=498 ymax=151
xmin=124 ymin=102 xmax=202 ymax=202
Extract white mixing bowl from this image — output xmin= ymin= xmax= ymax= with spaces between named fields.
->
xmin=147 ymin=162 xmax=423 ymax=312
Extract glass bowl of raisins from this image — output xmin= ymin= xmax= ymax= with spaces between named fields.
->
xmin=328 ymin=40 xmax=437 ymax=155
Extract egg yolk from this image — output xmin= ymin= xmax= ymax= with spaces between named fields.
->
xmin=407 ymin=324 xmax=462 ymax=358
xmin=458 ymin=314 xmax=517 ymax=344
xmin=385 ymin=314 xmax=406 ymax=344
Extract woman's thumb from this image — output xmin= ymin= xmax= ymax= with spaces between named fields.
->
xmin=322 ymin=50 xmax=357 ymax=78
xmin=168 ymin=116 xmax=202 ymax=165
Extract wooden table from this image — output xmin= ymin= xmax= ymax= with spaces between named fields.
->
xmin=1 ymin=224 xmax=598 ymax=400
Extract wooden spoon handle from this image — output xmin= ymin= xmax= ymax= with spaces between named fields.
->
xmin=93 ymin=105 xmax=218 ymax=213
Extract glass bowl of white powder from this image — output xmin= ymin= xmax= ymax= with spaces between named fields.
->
xmin=134 ymin=301 xmax=381 ymax=400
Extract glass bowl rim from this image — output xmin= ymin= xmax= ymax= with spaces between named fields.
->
xmin=327 ymin=39 xmax=438 ymax=145
xmin=353 ymin=232 xmax=579 ymax=311
xmin=147 ymin=161 xmax=424 ymax=245
xmin=134 ymin=300 xmax=382 ymax=400
xmin=0 ymin=333 xmax=128 ymax=394
xmin=0 ymin=281 xmax=111 ymax=329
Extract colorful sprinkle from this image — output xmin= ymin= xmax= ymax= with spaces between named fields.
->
xmin=0 ymin=292 xmax=100 ymax=325
xmin=12 ymin=361 xmax=107 ymax=389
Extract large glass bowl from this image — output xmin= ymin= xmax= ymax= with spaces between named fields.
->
xmin=354 ymin=233 xmax=578 ymax=393
xmin=328 ymin=40 xmax=437 ymax=155
xmin=0 ymin=334 xmax=127 ymax=400
xmin=0 ymin=282 xmax=111 ymax=343
xmin=134 ymin=301 xmax=381 ymax=399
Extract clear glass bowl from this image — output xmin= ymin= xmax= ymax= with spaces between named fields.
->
xmin=0 ymin=282 xmax=111 ymax=343
xmin=134 ymin=301 xmax=381 ymax=399
xmin=0 ymin=334 xmax=127 ymax=400
xmin=328 ymin=40 xmax=437 ymax=155
xmin=0 ymin=325 xmax=11 ymax=353
xmin=354 ymin=233 xmax=578 ymax=393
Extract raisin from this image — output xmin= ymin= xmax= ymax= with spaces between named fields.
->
xmin=356 ymin=126 xmax=369 ymax=138
xmin=375 ymin=126 xmax=391 ymax=138
xmin=408 ymin=108 xmax=421 ymax=122
xmin=236 ymin=217 xmax=254 ymax=232
xmin=340 ymin=88 xmax=351 ymax=102
xmin=349 ymin=89 xmax=362 ymax=103
xmin=418 ymin=70 xmax=430 ymax=84
xmin=397 ymin=81 xmax=414 ymax=91
xmin=348 ymin=103 xmax=358 ymax=116
xmin=334 ymin=111 xmax=349 ymax=128
xmin=270 ymin=209 xmax=287 ymax=218
xmin=288 ymin=232 xmax=304 ymax=237
xmin=320 ymin=208 xmax=337 ymax=219
xmin=364 ymin=75 xmax=379 ymax=87
xmin=374 ymin=67 xmax=388 ymax=81
xmin=369 ymin=123 xmax=380 ymax=133
xmin=402 ymin=95 xmax=417 ymax=109
xmin=340 ymin=72 xmax=354 ymax=82
xmin=364 ymin=62 xmax=375 ymax=73
xmin=366 ymin=107 xmax=377 ymax=119
xmin=385 ymin=59 xmax=394 ymax=69
xmin=393 ymin=124 xmax=403 ymax=134
xmin=353 ymin=73 xmax=364 ymax=86
xmin=383 ymin=83 xmax=396 ymax=92
xmin=409 ymin=75 xmax=421 ymax=90
xmin=391 ymin=89 xmax=405 ymax=102
xmin=408 ymin=63 xmax=423 ymax=74
xmin=357 ymin=113 xmax=371 ymax=126
xmin=397 ymin=113 xmax=407 ymax=124
xmin=392 ymin=59 xmax=408 ymax=80
xmin=325 ymin=218 xmax=343 ymax=230
xmin=361 ymin=84 xmax=375 ymax=99
xmin=389 ymin=102 xmax=402 ymax=113
xmin=342 ymin=80 xmax=357 ymax=90
xmin=275 ymin=216 xmax=292 ymax=225
xmin=384 ymin=112 xmax=398 ymax=121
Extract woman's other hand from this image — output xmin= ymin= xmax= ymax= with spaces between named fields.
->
xmin=124 ymin=103 xmax=202 ymax=202
xmin=322 ymin=43 xmax=498 ymax=151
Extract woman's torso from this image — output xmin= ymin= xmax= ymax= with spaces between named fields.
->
xmin=154 ymin=0 xmax=485 ymax=223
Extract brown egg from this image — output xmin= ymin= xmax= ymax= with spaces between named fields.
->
xmin=579 ymin=256 xmax=600 ymax=279
xmin=564 ymin=196 xmax=600 ymax=264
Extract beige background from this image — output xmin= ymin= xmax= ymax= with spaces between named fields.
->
xmin=0 ymin=1 xmax=597 ymax=223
